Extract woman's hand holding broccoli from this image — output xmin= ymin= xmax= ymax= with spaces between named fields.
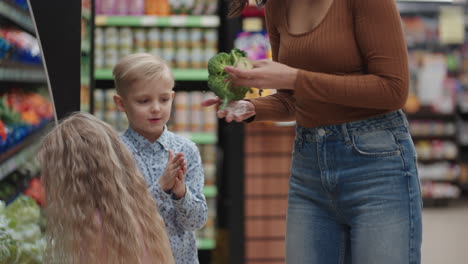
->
xmin=224 ymin=59 xmax=298 ymax=91
xmin=204 ymin=49 xmax=296 ymax=123
xmin=159 ymin=150 xmax=186 ymax=193
xmin=202 ymin=97 xmax=256 ymax=123
xmin=207 ymin=49 xmax=255 ymax=109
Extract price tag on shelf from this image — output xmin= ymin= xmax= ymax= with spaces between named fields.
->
xmin=201 ymin=16 xmax=219 ymax=27
xmin=95 ymin=16 xmax=107 ymax=26
xmin=170 ymin=16 xmax=187 ymax=27
xmin=243 ymin=17 xmax=263 ymax=32
xmin=141 ymin=16 xmax=157 ymax=26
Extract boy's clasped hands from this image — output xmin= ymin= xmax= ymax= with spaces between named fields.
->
xmin=159 ymin=150 xmax=187 ymax=199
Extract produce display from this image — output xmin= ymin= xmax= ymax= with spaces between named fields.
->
xmin=207 ymin=48 xmax=253 ymax=109
xmin=0 ymin=195 xmax=46 ymax=264
xmin=0 ymin=28 xmax=42 ymax=65
xmin=9 ymin=0 xmax=29 ymax=11
xmin=0 ymin=3 xmax=48 ymax=262
xmin=0 ymin=89 xmax=54 ymax=154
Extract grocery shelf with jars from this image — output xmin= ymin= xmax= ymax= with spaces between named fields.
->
xmin=93 ymin=0 xmax=219 ymax=83
xmin=81 ymin=0 xmax=92 ymax=112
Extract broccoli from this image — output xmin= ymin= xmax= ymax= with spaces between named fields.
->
xmin=0 ymin=231 xmax=19 ymax=264
xmin=207 ymin=49 xmax=254 ymax=109
xmin=0 ymin=197 xmax=45 ymax=264
xmin=208 ymin=52 xmax=231 ymax=76
xmin=4 ymin=196 xmax=41 ymax=229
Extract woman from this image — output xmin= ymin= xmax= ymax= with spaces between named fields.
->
xmin=38 ymin=112 xmax=174 ymax=264
xmin=204 ymin=0 xmax=422 ymax=263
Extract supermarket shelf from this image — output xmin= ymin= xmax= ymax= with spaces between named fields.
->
xmin=81 ymin=40 xmax=90 ymax=54
xmin=82 ymin=8 xmax=91 ymax=20
xmin=397 ymin=0 xmax=461 ymax=14
xmin=95 ymin=15 xmax=220 ymax=28
xmin=176 ymin=132 xmax=217 ymax=144
xmin=81 ymin=75 xmax=90 ymax=85
xmin=0 ymin=1 xmax=35 ymax=34
xmin=0 ymin=126 xmax=51 ymax=181
xmin=420 ymin=177 xmax=459 ymax=183
xmin=405 ymin=108 xmax=456 ymax=120
xmin=418 ymin=158 xmax=458 ymax=164
xmin=203 ymin=186 xmax=217 ymax=198
xmin=95 ymin=68 xmax=209 ymax=81
xmin=197 ymin=238 xmax=216 ymax=250
xmin=411 ymin=135 xmax=457 ymax=141
xmin=422 ymin=197 xmax=452 ymax=207
xmin=0 ymin=64 xmax=47 ymax=83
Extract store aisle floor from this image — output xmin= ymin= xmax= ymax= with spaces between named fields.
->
xmin=422 ymin=199 xmax=468 ymax=264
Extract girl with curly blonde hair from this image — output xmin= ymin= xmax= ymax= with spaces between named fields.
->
xmin=38 ymin=112 xmax=174 ymax=264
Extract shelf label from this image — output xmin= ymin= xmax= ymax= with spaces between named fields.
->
xmin=201 ymin=16 xmax=219 ymax=27
xmin=170 ymin=16 xmax=187 ymax=27
xmin=95 ymin=16 xmax=107 ymax=26
xmin=141 ymin=16 xmax=157 ymax=26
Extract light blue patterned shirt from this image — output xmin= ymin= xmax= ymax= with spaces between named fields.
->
xmin=121 ymin=127 xmax=208 ymax=264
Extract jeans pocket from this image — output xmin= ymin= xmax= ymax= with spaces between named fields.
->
xmin=351 ymin=128 xmax=401 ymax=157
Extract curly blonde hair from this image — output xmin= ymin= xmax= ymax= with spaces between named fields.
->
xmin=38 ymin=112 xmax=174 ymax=264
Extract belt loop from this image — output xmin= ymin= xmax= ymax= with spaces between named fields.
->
xmin=295 ymin=124 xmax=303 ymax=141
xmin=295 ymin=124 xmax=304 ymax=151
xmin=341 ymin=124 xmax=351 ymax=144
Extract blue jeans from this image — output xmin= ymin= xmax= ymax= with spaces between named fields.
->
xmin=286 ymin=110 xmax=422 ymax=264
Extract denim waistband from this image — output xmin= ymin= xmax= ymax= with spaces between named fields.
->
xmin=296 ymin=110 xmax=409 ymax=142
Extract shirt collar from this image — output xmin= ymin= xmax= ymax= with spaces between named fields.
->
xmin=123 ymin=126 xmax=171 ymax=153
xmin=156 ymin=126 xmax=171 ymax=151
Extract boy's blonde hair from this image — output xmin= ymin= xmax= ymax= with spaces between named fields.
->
xmin=113 ymin=53 xmax=174 ymax=95
xmin=38 ymin=112 xmax=174 ymax=264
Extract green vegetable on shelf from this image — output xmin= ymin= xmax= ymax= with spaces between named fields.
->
xmin=0 ymin=97 xmax=21 ymax=125
xmin=0 ymin=227 xmax=20 ymax=264
xmin=0 ymin=196 xmax=45 ymax=263
xmin=3 ymin=196 xmax=41 ymax=230
xmin=16 ymin=238 xmax=45 ymax=264
xmin=207 ymin=49 xmax=254 ymax=109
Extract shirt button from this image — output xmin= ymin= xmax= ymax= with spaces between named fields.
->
xmin=318 ymin=128 xmax=326 ymax=136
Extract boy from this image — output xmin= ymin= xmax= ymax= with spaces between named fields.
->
xmin=112 ymin=53 xmax=208 ymax=264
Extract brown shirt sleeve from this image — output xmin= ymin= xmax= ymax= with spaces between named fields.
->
xmin=295 ymin=0 xmax=409 ymax=110
xmin=248 ymin=2 xmax=296 ymax=122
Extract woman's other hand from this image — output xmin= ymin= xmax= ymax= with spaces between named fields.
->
xmin=202 ymin=97 xmax=256 ymax=123
xmin=224 ymin=60 xmax=298 ymax=91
